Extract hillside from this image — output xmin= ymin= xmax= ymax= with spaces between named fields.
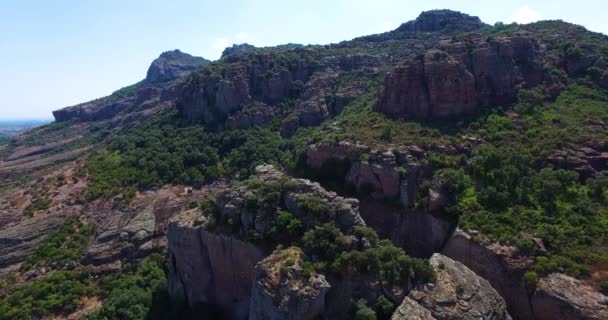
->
xmin=2 ymin=9 xmax=608 ymax=320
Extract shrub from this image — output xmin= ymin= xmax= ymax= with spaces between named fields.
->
xmin=353 ymin=299 xmax=377 ymax=320
xmin=374 ymin=296 xmax=395 ymax=320
xmin=23 ymin=198 xmax=50 ymax=216
xmin=353 ymin=226 xmax=379 ymax=245
xmin=21 ymin=218 xmax=95 ymax=271
xmin=298 ymin=195 xmax=331 ymax=221
xmin=302 ymin=223 xmax=350 ymax=261
xmin=523 ymin=271 xmax=539 ymax=290
xmin=0 ymin=269 xmax=96 ymax=320
xmin=87 ymin=254 xmax=169 ymax=320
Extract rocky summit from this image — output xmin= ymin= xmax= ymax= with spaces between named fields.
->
xmin=2 ymin=8 xmax=608 ymax=320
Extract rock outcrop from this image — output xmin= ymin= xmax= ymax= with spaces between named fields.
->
xmin=374 ymin=35 xmax=550 ymax=119
xmin=441 ymin=229 xmax=535 ymax=319
xmin=178 ymin=50 xmax=317 ymax=126
xmin=392 ymin=254 xmax=512 ymax=320
xmin=249 ymin=248 xmax=330 ymax=320
xmin=531 ymin=273 xmax=608 ymax=320
xmin=146 ymin=49 xmax=210 ymax=84
xmin=547 ymin=145 xmax=608 ymax=180
xmin=396 ymin=10 xmax=485 ymax=33
xmin=217 ymin=165 xmax=365 ymax=235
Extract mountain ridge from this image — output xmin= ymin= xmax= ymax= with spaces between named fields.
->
xmin=1 ymin=9 xmax=608 ymax=320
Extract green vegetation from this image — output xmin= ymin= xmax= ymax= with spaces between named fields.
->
xmin=23 ymin=197 xmax=51 ymax=216
xmin=600 ymin=280 xmax=608 ymax=295
xmin=0 ymin=253 xmax=191 ymax=320
xmin=85 ymin=113 xmax=292 ymax=200
xmin=0 ymin=269 xmax=96 ymax=320
xmin=21 ymin=218 xmax=95 ymax=271
xmin=332 ymin=239 xmax=435 ymax=287
xmin=87 ymin=254 xmax=186 ymax=320
xmin=353 ymin=299 xmax=377 ymax=320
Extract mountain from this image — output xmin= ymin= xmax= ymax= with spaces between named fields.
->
xmin=2 ymin=9 xmax=608 ymax=320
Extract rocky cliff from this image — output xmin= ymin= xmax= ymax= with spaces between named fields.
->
xmin=441 ymin=229 xmax=536 ymax=319
xmin=167 ymin=210 xmax=264 ymax=319
xmin=166 ymin=165 xmax=366 ymax=318
xmin=304 ymin=141 xmax=455 ymax=257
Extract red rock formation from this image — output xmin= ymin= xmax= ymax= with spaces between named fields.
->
xmin=374 ymin=36 xmax=548 ymax=119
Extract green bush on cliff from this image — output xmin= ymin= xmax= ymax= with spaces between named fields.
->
xmin=302 ymin=223 xmax=350 ymax=260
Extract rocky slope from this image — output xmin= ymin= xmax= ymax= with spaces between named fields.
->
xmin=2 ymin=8 xmax=608 ymax=320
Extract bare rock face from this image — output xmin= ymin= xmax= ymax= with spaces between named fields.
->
xmin=225 ymin=102 xmax=276 ymax=130
xmin=392 ymin=254 xmax=512 ymax=320
xmin=145 ymin=49 xmax=210 ymax=84
xmin=305 ymin=141 xmax=369 ymax=171
xmin=441 ymin=230 xmax=535 ymax=319
xmin=531 ymin=273 xmax=608 ymax=320
xmin=167 ymin=212 xmax=264 ymax=320
xmin=374 ymin=36 xmax=548 ymax=119
xmin=396 ymin=10 xmax=485 ymax=33
xmin=249 ymin=248 xmax=330 ymax=320
xmin=292 ymin=70 xmax=339 ymax=128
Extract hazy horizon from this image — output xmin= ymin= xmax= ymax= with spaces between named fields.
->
xmin=1 ymin=0 xmax=607 ymax=120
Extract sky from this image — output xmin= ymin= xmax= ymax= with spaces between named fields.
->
xmin=0 ymin=0 xmax=607 ymax=119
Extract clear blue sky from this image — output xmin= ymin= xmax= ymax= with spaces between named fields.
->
xmin=1 ymin=0 xmax=607 ymax=119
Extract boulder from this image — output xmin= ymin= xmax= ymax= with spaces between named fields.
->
xmin=249 ymin=248 xmax=330 ymax=320
xmin=392 ymin=254 xmax=512 ymax=320
xmin=531 ymin=273 xmax=608 ymax=320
